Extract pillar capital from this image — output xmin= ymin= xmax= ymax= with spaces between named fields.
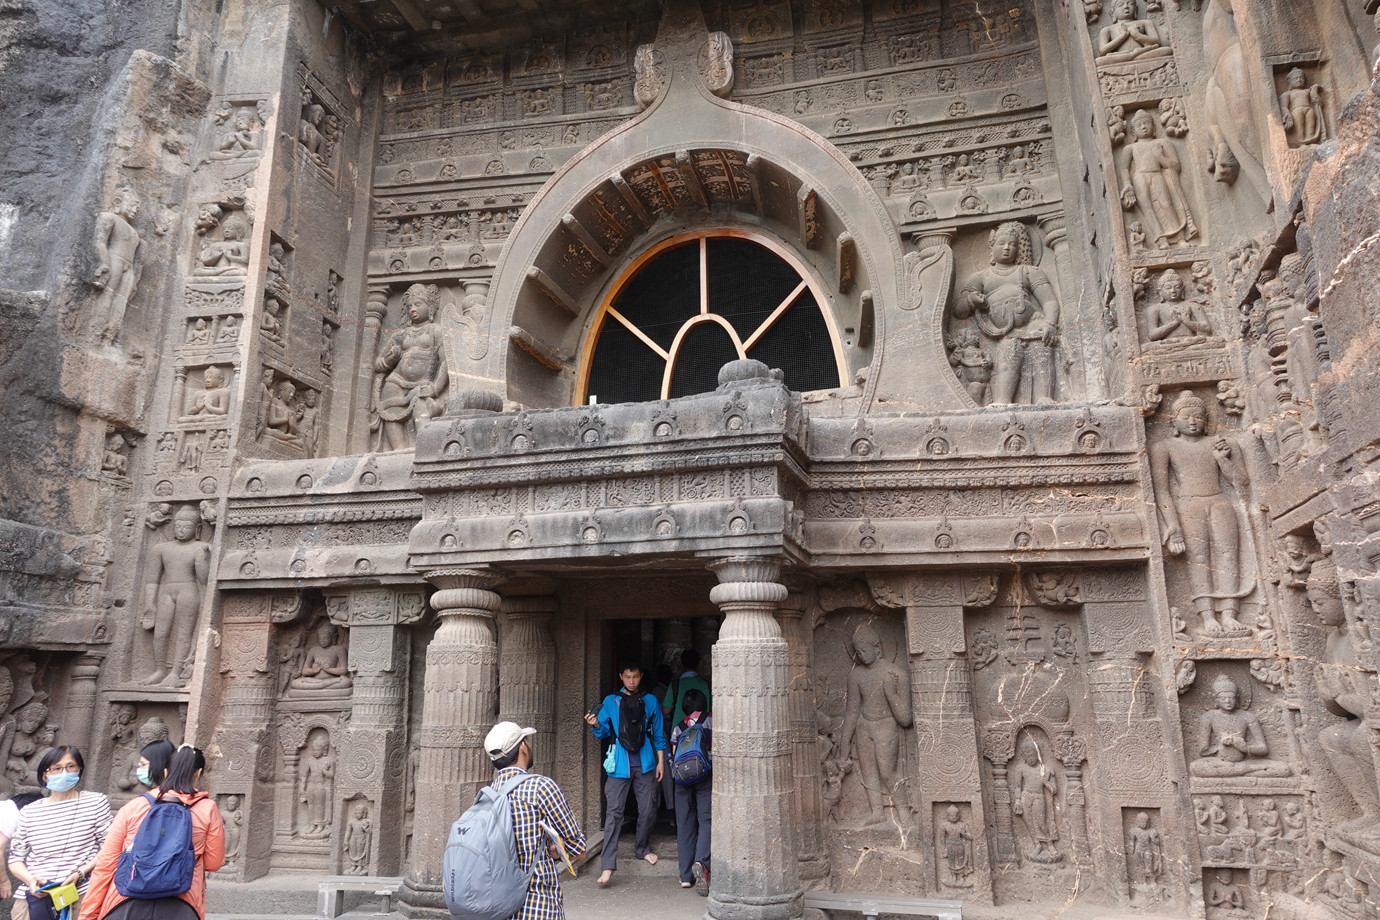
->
xmin=426 ymin=567 xmax=503 ymax=616
xmin=500 ymin=593 xmax=559 ymax=617
xmin=365 ymin=284 xmax=390 ymax=319
xmin=708 ymin=554 xmax=785 ymax=587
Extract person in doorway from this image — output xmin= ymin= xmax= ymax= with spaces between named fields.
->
xmin=670 ymin=689 xmax=712 ymax=895
xmin=482 ymin=721 xmax=586 ymax=920
xmin=584 ymin=661 xmax=666 ymax=886
xmin=85 ymin=745 xmax=225 ymax=920
xmin=663 ymin=649 xmax=711 ymax=729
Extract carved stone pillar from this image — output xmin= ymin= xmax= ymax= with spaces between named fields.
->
xmin=401 ymin=567 xmax=501 ymax=914
xmin=354 ymin=286 xmax=388 ymax=452
xmin=869 ymin=571 xmax=993 ymax=901
xmin=1054 ymin=733 xmax=1091 ymax=864
xmin=983 ymin=735 xmax=1019 ymax=866
xmin=1080 ymin=569 xmax=1172 ymax=896
xmin=64 ymin=655 xmax=103 ymax=754
xmin=171 ymin=367 xmax=188 ymax=422
xmin=777 ymin=588 xmax=827 ymax=885
xmin=498 ymin=593 xmax=557 ymax=779
xmin=214 ymin=598 xmax=278 ymax=881
xmin=707 ymin=556 xmax=802 ymax=920
xmin=1038 ymin=213 xmax=1090 ymax=398
xmin=326 ymin=586 xmax=425 ymax=876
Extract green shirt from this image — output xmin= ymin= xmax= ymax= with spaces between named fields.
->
xmin=664 ymin=672 xmax=712 ymax=727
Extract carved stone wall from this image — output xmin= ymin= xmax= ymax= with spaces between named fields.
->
xmin=4 ymin=0 xmax=1380 ymax=918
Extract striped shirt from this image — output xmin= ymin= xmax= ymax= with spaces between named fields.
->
xmin=8 ymin=791 xmax=112 ymax=898
xmin=490 ymin=767 xmax=586 ymax=920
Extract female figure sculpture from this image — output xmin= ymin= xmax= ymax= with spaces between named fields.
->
xmin=370 ymin=283 xmax=449 ymax=451
xmin=951 ymin=221 xmax=1060 ymax=405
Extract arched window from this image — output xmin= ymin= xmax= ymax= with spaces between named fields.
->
xmin=579 ymin=231 xmax=845 ymax=405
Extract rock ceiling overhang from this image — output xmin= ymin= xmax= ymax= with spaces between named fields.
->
xmin=325 ymin=0 xmax=663 ymax=51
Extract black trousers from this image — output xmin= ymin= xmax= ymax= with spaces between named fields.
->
xmin=102 ymin=899 xmax=200 ymax=920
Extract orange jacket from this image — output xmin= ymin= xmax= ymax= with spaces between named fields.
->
xmin=84 ymin=791 xmax=225 ymax=920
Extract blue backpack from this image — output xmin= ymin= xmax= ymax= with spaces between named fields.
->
xmin=672 ymin=720 xmax=711 ymax=786
xmin=115 ymin=794 xmax=196 ymax=899
xmin=443 ymin=773 xmax=535 ymax=920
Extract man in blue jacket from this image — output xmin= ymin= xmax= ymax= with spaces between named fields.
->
xmin=584 ymin=661 xmax=666 ymax=886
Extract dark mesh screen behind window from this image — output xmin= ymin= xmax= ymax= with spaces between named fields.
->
xmin=745 ymin=289 xmax=840 ymax=394
xmin=610 ymin=240 xmax=700 ymax=350
xmin=584 ymin=234 xmax=841 ymax=405
xmin=705 ymin=237 xmax=802 ymax=341
xmin=585 ymin=315 xmax=665 ymax=405
xmin=668 ymin=321 xmax=740 ymax=399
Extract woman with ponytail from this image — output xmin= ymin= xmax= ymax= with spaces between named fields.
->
xmin=84 ymin=746 xmax=224 ymax=920
xmin=134 ymin=741 xmax=175 ymax=793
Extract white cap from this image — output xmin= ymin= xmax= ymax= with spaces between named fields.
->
xmin=484 ymin=721 xmax=536 ymax=760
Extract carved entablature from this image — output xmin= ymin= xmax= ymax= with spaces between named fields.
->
xmin=392 ymin=366 xmax=1155 ymax=573
xmin=220 ymin=453 xmax=421 ymax=586
xmin=322 ymin=587 xmax=428 ymax=627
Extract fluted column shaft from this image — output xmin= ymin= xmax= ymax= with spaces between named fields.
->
xmin=354 ymin=287 xmax=388 ymax=453
xmin=499 ymin=596 xmax=558 ymax=779
xmin=403 ymin=568 xmax=501 ymax=908
xmin=777 ymin=596 xmax=828 ymax=885
xmin=707 ymin=557 xmax=802 ymax=920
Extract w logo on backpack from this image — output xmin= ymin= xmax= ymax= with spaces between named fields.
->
xmin=115 ymin=794 xmax=195 ymax=899
xmin=443 ymin=774 xmax=535 ymax=920
xmin=672 ymin=722 xmax=711 ymax=787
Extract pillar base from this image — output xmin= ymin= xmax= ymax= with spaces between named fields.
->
xmin=797 ymin=853 xmax=829 ymax=885
xmin=708 ymin=890 xmax=803 ymax=920
xmin=396 ymin=879 xmax=448 ymax=920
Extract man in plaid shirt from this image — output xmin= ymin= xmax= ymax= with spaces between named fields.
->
xmin=484 ymin=721 xmax=588 ymax=920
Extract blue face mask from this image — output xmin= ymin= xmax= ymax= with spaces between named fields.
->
xmin=46 ymin=771 xmax=81 ymax=793
xmin=136 ymin=767 xmax=152 ymax=787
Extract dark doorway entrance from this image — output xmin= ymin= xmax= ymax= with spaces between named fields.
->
xmin=589 ymin=612 xmax=718 ymax=879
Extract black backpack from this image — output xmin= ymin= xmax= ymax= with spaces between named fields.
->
xmin=618 ymin=692 xmax=646 ymax=754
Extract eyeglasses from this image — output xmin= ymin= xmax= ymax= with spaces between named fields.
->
xmin=45 ymin=764 xmax=81 ymax=775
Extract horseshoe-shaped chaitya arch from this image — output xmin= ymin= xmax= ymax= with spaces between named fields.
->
xmin=480 ymin=6 xmax=968 ymax=413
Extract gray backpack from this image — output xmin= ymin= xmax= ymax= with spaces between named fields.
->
xmin=443 ymin=773 xmax=536 ymax=920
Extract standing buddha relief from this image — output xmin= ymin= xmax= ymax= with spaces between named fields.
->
xmin=1011 ymin=736 xmax=1062 ymax=863
xmin=838 ymin=622 xmax=913 ymax=829
xmin=92 ymin=187 xmax=145 ymax=345
xmin=1150 ymin=392 xmax=1255 ymax=639
xmin=141 ymin=504 xmax=212 ymax=686
xmin=1278 ymin=68 xmax=1327 ymax=147
xmin=948 ymin=221 xmax=1062 ymax=406
xmin=1118 ymin=108 xmax=1198 ymax=250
